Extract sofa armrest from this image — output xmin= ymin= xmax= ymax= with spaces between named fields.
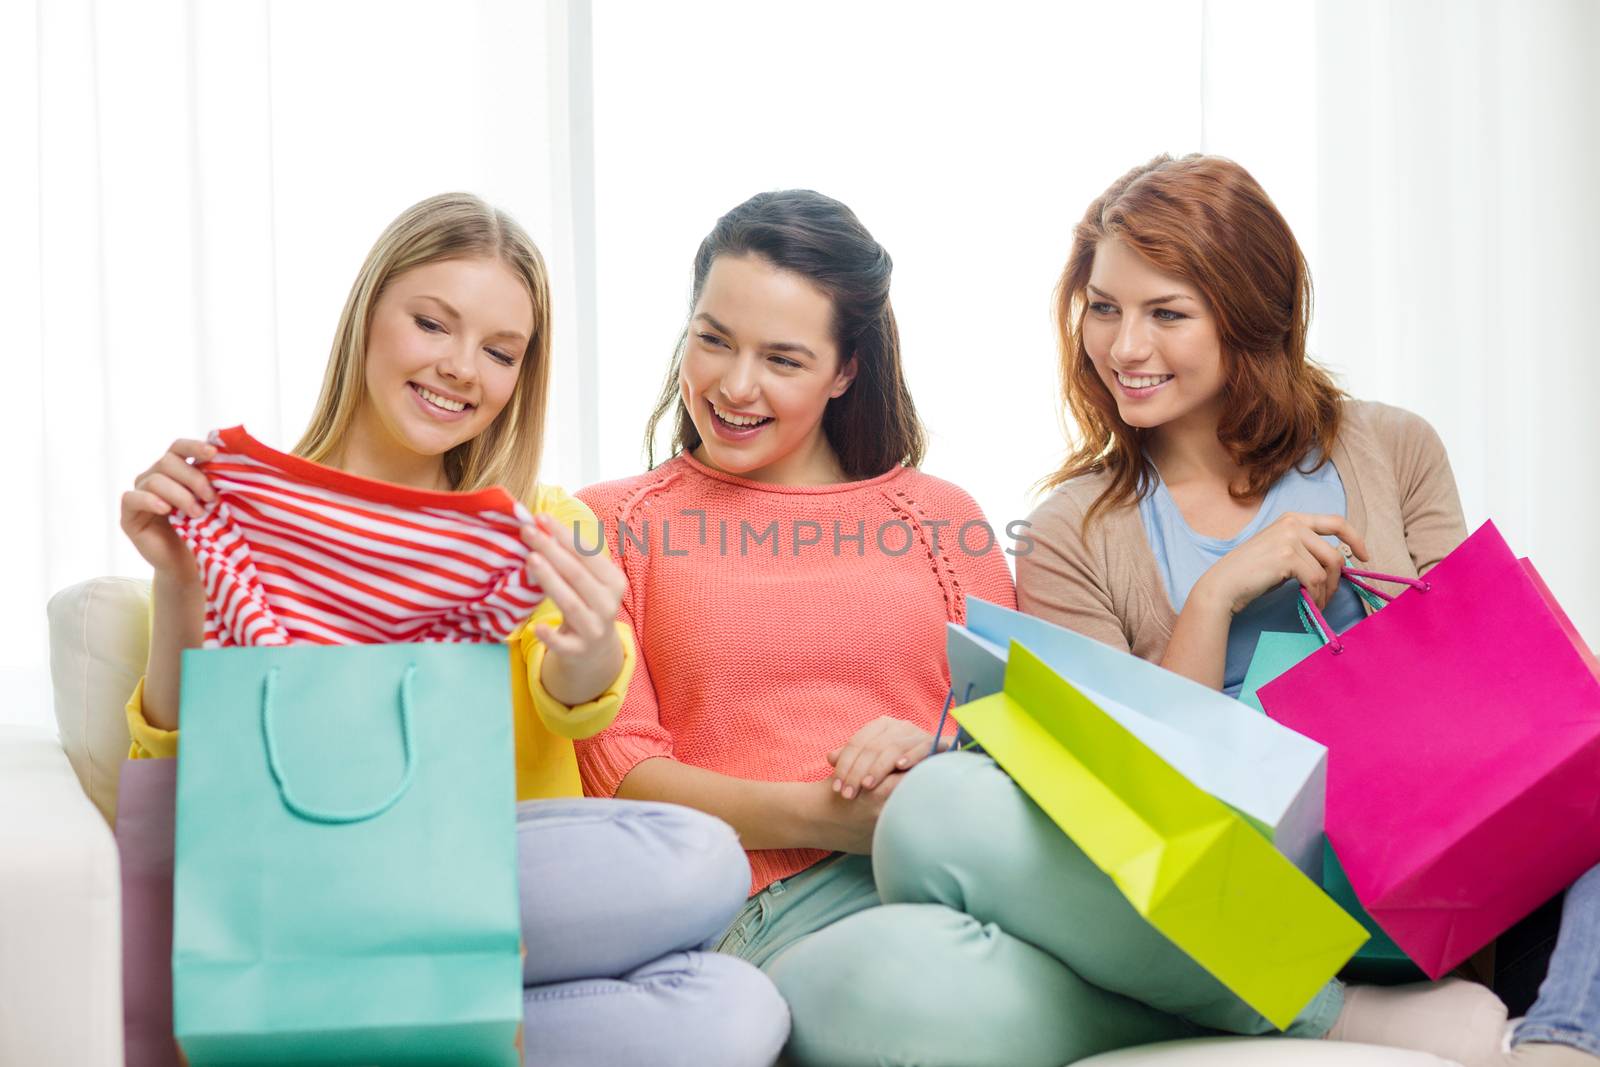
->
xmin=0 ymin=725 xmax=124 ymax=1067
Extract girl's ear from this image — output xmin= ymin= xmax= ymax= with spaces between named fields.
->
xmin=829 ymin=356 xmax=859 ymax=400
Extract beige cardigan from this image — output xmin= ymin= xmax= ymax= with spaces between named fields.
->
xmin=1017 ymin=400 xmax=1469 ymax=660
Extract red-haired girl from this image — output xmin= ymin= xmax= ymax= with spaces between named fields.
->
xmin=767 ymin=156 xmax=1587 ymax=1067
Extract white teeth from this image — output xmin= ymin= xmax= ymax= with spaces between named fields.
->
xmin=1117 ymin=372 xmax=1174 ymax=390
xmin=415 ymin=385 xmax=467 ymax=412
xmin=713 ymin=404 xmax=770 ymax=428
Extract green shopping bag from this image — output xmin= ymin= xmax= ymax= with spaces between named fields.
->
xmin=172 ymin=643 xmax=522 ymax=1066
xmin=1240 ymin=630 xmax=1425 ymax=984
xmin=953 ymin=642 xmax=1367 ymax=1031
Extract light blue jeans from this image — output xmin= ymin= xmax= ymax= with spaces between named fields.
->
xmin=516 ymin=798 xmax=790 ymax=1066
xmin=1515 ymin=862 xmax=1600 ymax=1056
xmin=727 ymin=753 xmax=1340 ymax=1067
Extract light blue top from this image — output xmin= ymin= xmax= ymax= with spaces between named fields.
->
xmin=1138 ymin=456 xmax=1365 ymax=698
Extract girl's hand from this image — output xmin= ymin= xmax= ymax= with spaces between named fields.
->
xmin=1193 ymin=511 xmax=1369 ymax=617
xmin=521 ymin=514 xmax=628 ymax=706
xmin=120 ymin=438 xmax=216 ymax=579
xmin=827 ymin=716 xmax=945 ymax=800
xmin=813 ymin=771 xmax=906 ymax=854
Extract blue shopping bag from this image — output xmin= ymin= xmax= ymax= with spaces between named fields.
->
xmin=171 ymin=642 xmax=522 ymax=1066
xmin=946 ymin=598 xmax=1328 ymax=877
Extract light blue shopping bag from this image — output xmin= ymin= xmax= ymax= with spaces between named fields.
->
xmin=172 ymin=642 xmax=522 ymax=1066
xmin=946 ymin=598 xmax=1328 ymax=877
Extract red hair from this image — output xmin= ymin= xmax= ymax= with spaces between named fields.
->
xmin=1043 ymin=154 xmax=1343 ymax=522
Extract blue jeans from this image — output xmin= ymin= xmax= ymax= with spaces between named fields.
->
xmin=516 ymin=798 xmax=790 ymax=1066
xmin=1515 ymin=862 xmax=1600 ymax=1056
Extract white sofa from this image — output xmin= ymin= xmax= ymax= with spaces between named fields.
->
xmin=0 ymin=577 xmax=1459 ymax=1066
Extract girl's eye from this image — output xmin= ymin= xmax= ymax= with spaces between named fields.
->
xmin=487 ymin=348 xmax=517 ymax=367
xmin=698 ymin=332 xmax=726 ymax=348
xmin=768 ymin=355 xmax=801 ymax=369
xmin=415 ymin=316 xmax=444 ymax=333
xmin=1088 ymin=302 xmax=1118 ymax=316
xmin=1154 ymin=308 xmax=1187 ymax=322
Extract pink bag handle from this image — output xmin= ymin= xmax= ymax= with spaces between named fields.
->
xmin=1341 ymin=567 xmax=1428 ymax=603
xmin=1298 ymin=568 xmax=1431 ymax=655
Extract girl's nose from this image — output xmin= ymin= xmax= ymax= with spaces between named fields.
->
xmin=1110 ymin=319 xmax=1153 ymax=365
xmin=437 ymin=341 xmax=478 ymax=384
xmin=721 ymin=355 xmax=761 ymax=405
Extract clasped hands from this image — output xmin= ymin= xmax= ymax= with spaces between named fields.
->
xmin=826 ymin=715 xmax=950 ymax=801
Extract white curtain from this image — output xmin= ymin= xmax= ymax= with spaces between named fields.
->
xmin=7 ymin=1 xmax=1596 ymax=727
xmin=1200 ymin=0 xmax=1600 ymax=643
xmin=589 ymin=0 xmax=1211 ymax=562
xmin=591 ymin=0 xmax=1598 ymax=645
xmin=2 ymin=0 xmax=594 ymax=725
xmin=1311 ymin=0 xmax=1600 ymax=646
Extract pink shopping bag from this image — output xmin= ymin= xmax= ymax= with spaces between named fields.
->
xmin=115 ymin=757 xmax=182 ymax=1067
xmin=1257 ymin=520 xmax=1600 ymax=978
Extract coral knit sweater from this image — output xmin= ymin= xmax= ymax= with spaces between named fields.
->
xmin=575 ymin=452 xmax=1017 ymax=894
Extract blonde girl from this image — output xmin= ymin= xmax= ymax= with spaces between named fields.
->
xmin=119 ymin=193 xmax=787 ymax=1066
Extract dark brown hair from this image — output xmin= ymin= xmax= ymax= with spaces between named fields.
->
xmin=1043 ymin=154 xmax=1344 ymax=521
xmin=645 ymin=189 xmax=925 ymax=478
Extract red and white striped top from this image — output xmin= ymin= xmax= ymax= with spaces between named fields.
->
xmin=171 ymin=426 xmax=543 ymax=648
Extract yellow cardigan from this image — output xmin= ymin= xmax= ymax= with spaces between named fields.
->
xmin=124 ymin=484 xmax=634 ymax=801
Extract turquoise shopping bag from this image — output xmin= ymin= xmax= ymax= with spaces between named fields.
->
xmin=172 ymin=643 xmax=522 ymax=1066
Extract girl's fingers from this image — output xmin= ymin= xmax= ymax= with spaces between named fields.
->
xmin=560 ymin=521 xmax=626 ymax=585
xmin=832 ymin=747 xmax=860 ymax=795
xmin=169 ymin=438 xmax=216 ymax=461
xmin=894 ymin=736 xmax=936 ymax=772
xmin=122 ymin=489 xmax=174 ymax=519
xmin=156 ymin=449 xmax=216 ymax=504
xmin=1305 ymin=514 xmax=1369 ymax=563
xmin=526 ymin=516 xmax=627 ymax=604
xmin=1293 ymin=546 xmax=1331 ymax=610
xmin=1300 ymin=513 xmax=1346 ymax=537
xmin=832 ymin=718 xmax=896 ymax=794
xmin=835 ymin=746 xmax=877 ymax=799
xmin=1336 ymin=521 xmax=1370 ymax=564
xmin=1303 ymin=531 xmax=1345 ymax=570
xmin=1301 ymin=534 xmax=1346 ymax=606
xmin=826 ymin=746 xmax=843 ymax=766
xmin=526 ymin=553 xmax=603 ymax=638
xmin=137 ymin=472 xmax=204 ymax=519
xmin=583 ymin=548 xmax=628 ymax=593
xmin=527 ymin=524 xmax=615 ymax=616
xmin=842 ymin=726 xmax=913 ymax=795
xmin=857 ymin=748 xmax=902 ymax=793
xmin=1323 ymin=559 xmax=1345 ymax=609
xmin=831 ymin=746 xmax=861 ymax=793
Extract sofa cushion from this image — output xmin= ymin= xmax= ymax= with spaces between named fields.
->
xmin=47 ymin=576 xmax=150 ymax=824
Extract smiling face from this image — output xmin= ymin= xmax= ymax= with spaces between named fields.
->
xmin=1082 ymin=237 xmax=1226 ymax=435
xmin=679 ymin=254 xmax=858 ymax=484
xmin=350 ymin=256 xmax=534 ymax=483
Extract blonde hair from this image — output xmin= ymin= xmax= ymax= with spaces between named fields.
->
xmin=293 ymin=192 xmax=552 ymax=501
